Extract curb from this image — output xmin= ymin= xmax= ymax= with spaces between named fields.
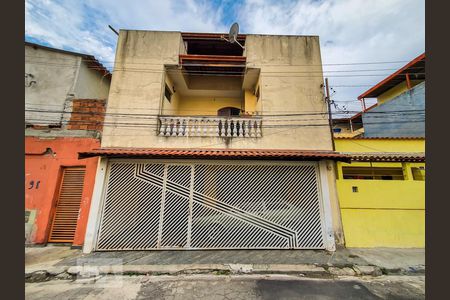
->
xmin=25 ymin=263 xmax=425 ymax=282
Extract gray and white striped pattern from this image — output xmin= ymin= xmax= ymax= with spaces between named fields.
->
xmin=96 ymin=161 xmax=325 ymax=250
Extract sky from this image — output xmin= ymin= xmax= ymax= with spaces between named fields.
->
xmin=25 ymin=0 xmax=425 ymax=114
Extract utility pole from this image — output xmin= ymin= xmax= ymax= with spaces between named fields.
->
xmin=325 ymin=78 xmax=336 ymax=151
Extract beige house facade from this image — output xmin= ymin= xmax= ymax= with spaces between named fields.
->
xmin=82 ymin=30 xmax=346 ymax=253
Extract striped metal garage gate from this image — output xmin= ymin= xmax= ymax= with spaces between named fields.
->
xmin=95 ymin=161 xmax=327 ymax=250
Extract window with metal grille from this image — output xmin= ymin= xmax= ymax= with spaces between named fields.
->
xmin=342 ymin=167 xmax=404 ymax=180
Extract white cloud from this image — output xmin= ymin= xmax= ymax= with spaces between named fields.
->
xmin=25 ymin=0 xmax=425 ymax=114
xmin=236 ymin=0 xmax=425 ymax=113
xmin=25 ymin=0 xmax=228 ymax=65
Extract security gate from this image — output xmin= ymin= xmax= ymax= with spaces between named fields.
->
xmin=96 ymin=161 xmax=327 ymax=250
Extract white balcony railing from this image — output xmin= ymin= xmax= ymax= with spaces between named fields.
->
xmin=158 ymin=116 xmax=262 ymax=137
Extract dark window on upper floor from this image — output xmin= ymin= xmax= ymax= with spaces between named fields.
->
xmin=342 ymin=167 xmax=405 ymax=180
xmin=164 ymin=84 xmax=172 ymax=103
xmin=183 ymin=38 xmax=245 ymax=56
xmin=218 ymin=107 xmax=241 ymax=117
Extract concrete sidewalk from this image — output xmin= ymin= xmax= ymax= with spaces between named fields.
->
xmin=25 ymin=246 xmax=425 ymax=281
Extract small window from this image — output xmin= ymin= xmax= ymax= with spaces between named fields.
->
xmin=217 ymin=107 xmax=241 ymax=117
xmin=342 ymin=167 xmax=405 ymax=180
xmin=411 ymin=167 xmax=425 ymax=181
xmin=164 ymin=84 xmax=172 ymax=103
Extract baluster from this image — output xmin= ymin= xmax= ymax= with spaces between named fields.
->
xmin=253 ymin=120 xmax=258 ymax=137
xmin=247 ymin=119 xmax=252 ymax=137
xmin=175 ymin=118 xmax=180 ymax=136
xmin=186 ymin=118 xmax=191 ymax=136
xmin=210 ymin=119 xmax=216 ymax=136
xmin=218 ymin=119 xmax=223 ymax=137
xmin=255 ymin=120 xmax=261 ymax=137
xmin=159 ymin=118 xmax=166 ymax=136
xmin=181 ymin=119 xmax=187 ymax=136
xmin=197 ymin=119 xmax=202 ymax=136
xmin=225 ymin=119 xmax=230 ymax=137
xmin=203 ymin=119 xmax=208 ymax=136
xmin=236 ymin=119 xmax=241 ymax=137
xmin=164 ymin=119 xmax=171 ymax=136
xmin=242 ymin=120 xmax=247 ymax=137
xmin=191 ymin=119 xmax=196 ymax=136
xmin=167 ymin=118 xmax=173 ymax=136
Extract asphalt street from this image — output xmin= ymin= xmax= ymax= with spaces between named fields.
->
xmin=25 ymin=274 xmax=425 ymax=300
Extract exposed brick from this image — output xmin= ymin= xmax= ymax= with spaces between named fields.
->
xmin=68 ymin=99 xmax=106 ymax=132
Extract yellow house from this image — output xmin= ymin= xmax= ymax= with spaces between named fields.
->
xmin=334 ymin=53 xmax=425 ymax=248
xmin=335 ymin=137 xmax=424 ymax=247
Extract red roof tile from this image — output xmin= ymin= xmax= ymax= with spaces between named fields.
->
xmin=358 ymin=53 xmax=425 ymax=100
xmin=346 ymin=152 xmax=425 ymax=162
xmin=78 ymin=148 xmax=350 ymax=161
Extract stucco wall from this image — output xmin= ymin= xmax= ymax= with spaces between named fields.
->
xmin=25 ymin=45 xmax=80 ymax=125
xmin=25 ymin=137 xmax=100 ymax=246
xmin=25 ymin=44 xmax=111 ymax=134
xmin=101 ymin=32 xmax=332 ymax=150
xmin=362 ymin=82 xmax=425 ymax=137
xmin=74 ymin=61 xmax=111 ymax=99
xmin=102 ymin=30 xmax=181 ymax=147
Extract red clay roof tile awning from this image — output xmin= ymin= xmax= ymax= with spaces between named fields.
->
xmin=345 ymin=152 xmax=425 ymax=162
xmin=78 ymin=148 xmax=350 ymax=161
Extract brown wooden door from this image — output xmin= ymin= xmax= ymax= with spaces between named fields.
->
xmin=48 ymin=167 xmax=86 ymax=243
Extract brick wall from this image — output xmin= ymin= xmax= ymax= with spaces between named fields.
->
xmin=67 ymin=99 xmax=106 ymax=131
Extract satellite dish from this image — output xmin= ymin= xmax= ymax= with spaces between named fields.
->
xmin=228 ymin=23 xmax=239 ymax=44
xmin=221 ymin=22 xmax=245 ymax=50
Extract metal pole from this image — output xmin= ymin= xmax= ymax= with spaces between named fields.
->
xmin=108 ymin=25 xmax=119 ymax=36
xmin=325 ymin=78 xmax=336 ymax=151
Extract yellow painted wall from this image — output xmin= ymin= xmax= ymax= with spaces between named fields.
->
xmin=377 ymin=80 xmax=423 ymax=104
xmin=335 ymin=160 xmax=425 ymax=247
xmin=340 ymin=209 xmax=424 ymax=247
xmin=175 ymin=96 xmax=243 ymax=116
xmin=337 ymin=177 xmax=424 ymax=209
xmin=334 ymin=138 xmax=425 ymax=153
xmin=244 ymin=90 xmax=257 ymax=114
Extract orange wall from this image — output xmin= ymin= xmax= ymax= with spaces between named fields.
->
xmin=25 ymin=137 xmax=100 ymax=246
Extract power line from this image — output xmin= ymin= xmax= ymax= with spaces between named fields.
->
xmin=24 ymin=108 xmax=425 ymax=118
xmin=25 ymin=54 xmax=413 ymax=66
xmin=24 ymin=58 xmax=425 ymax=73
